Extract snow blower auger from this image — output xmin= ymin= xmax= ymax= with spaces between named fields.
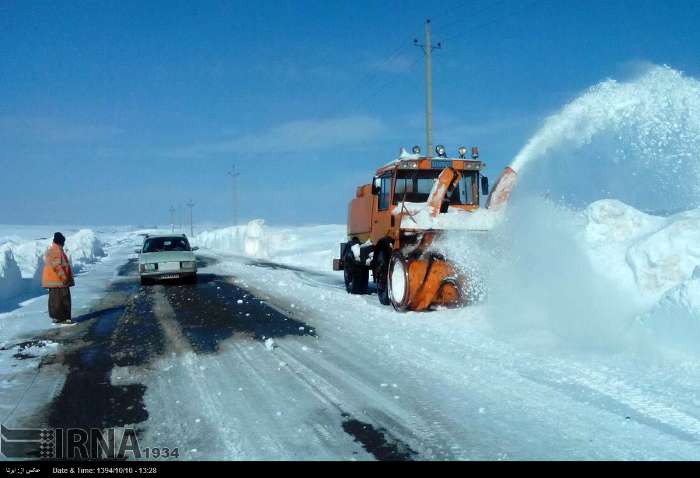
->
xmin=333 ymin=145 xmax=517 ymax=312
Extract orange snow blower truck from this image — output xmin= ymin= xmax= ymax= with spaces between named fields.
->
xmin=333 ymin=145 xmax=516 ymax=311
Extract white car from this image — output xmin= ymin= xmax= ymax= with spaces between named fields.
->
xmin=137 ymin=234 xmax=198 ymax=285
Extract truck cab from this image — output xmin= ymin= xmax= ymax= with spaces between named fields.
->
xmin=354 ymin=153 xmax=489 ymax=246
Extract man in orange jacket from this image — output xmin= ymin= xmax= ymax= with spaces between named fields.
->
xmin=42 ymin=232 xmax=75 ymax=325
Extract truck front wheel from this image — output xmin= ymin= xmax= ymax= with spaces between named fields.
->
xmin=388 ymin=253 xmax=411 ymax=311
xmin=374 ymin=248 xmax=391 ymax=305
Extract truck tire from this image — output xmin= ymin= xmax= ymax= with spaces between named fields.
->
xmin=374 ymin=248 xmax=391 ymax=305
xmin=388 ymin=252 xmax=410 ymax=311
xmin=344 ymin=240 xmax=368 ymax=294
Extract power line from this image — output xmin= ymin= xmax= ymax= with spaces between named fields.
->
xmin=438 ymin=0 xmax=539 ymax=44
xmin=438 ymin=0 xmax=509 ymax=34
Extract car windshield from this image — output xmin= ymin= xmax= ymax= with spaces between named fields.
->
xmin=393 ymin=170 xmax=477 ymax=205
xmin=143 ymin=237 xmax=190 ymax=253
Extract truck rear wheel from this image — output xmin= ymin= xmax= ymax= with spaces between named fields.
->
xmin=344 ymin=241 xmax=368 ymax=294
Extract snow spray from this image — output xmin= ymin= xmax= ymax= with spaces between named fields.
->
xmin=434 ymin=65 xmax=700 ymax=354
xmin=510 ymin=65 xmax=700 ymax=210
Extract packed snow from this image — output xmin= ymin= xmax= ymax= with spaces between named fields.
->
xmin=394 ymin=201 xmax=502 ymax=230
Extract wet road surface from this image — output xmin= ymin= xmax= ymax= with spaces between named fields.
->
xmin=3 ymin=255 xmax=414 ymax=460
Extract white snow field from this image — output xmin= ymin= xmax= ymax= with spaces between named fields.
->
xmin=1 ymin=208 xmax=699 ymax=460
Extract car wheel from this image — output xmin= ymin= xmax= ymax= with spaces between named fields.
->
xmin=140 ymin=276 xmax=152 ymax=286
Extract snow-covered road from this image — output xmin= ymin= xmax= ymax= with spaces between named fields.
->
xmin=2 ymin=229 xmax=700 ymax=460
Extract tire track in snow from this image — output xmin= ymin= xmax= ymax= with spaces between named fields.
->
xmin=149 ymin=274 xmax=417 ymax=460
xmin=147 ymin=285 xmax=249 ymax=459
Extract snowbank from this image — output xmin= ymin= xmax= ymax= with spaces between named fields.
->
xmin=64 ymin=229 xmax=106 ymax=272
xmin=582 ymin=200 xmax=700 ymax=299
xmin=0 ymin=229 xmax=105 ymax=303
xmin=194 ymin=221 xmax=289 ymax=259
xmin=0 ymin=244 xmax=24 ymax=301
xmin=627 ymin=211 xmax=700 ymax=295
xmin=639 ymin=275 xmax=700 ymax=352
xmin=194 ymin=220 xmax=344 ymax=271
xmin=568 ymin=199 xmax=700 ymax=349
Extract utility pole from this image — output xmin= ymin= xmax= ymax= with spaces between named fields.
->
xmin=186 ymin=199 xmax=194 ymax=237
xmin=169 ymin=205 xmax=175 ymax=233
xmin=415 ymin=19 xmax=441 ymax=156
xmin=227 ymin=164 xmax=240 ymax=227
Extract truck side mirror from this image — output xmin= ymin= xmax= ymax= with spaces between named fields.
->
xmin=371 ymin=177 xmax=381 ymax=195
xmin=481 ymin=176 xmax=489 ymax=196
xmin=134 ymin=249 xmax=141 ymax=254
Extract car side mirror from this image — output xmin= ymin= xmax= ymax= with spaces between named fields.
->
xmin=191 ymin=246 xmax=199 ymax=251
xmin=371 ymin=177 xmax=381 ymax=195
xmin=481 ymin=176 xmax=489 ymax=196
xmin=134 ymin=249 xmax=142 ymax=254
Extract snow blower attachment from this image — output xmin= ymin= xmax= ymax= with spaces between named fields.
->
xmin=333 ymin=146 xmax=518 ymax=311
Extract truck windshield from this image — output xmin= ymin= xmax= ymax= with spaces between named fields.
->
xmin=393 ymin=170 xmax=477 ymax=205
xmin=143 ymin=237 xmax=191 ymax=253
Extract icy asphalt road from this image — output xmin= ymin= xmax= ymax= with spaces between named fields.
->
xmin=2 ymin=235 xmax=700 ymax=460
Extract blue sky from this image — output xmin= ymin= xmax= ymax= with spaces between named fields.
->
xmin=1 ymin=0 xmax=699 ymax=226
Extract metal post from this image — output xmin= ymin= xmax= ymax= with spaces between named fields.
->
xmin=425 ymin=19 xmax=433 ymax=157
xmin=186 ymin=200 xmax=194 ymax=237
xmin=169 ymin=206 xmax=175 ymax=233
xmin=415 ymin=19 xmax=440 ymax=157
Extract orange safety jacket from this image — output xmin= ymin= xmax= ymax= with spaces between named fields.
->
xmin=41 ymin=243 xmax=75 ymax=288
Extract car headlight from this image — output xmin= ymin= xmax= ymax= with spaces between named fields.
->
xmin=180 ymin=261 xmax=196 ymax=269
xmin=140 ymin=263 xmax=157 ymax=272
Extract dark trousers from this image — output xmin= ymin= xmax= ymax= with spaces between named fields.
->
xmin=48 ymin=288 xmax=71 ymax=322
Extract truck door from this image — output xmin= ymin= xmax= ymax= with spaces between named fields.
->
xmin=371 ymin=172 xmax=395 ymax=244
